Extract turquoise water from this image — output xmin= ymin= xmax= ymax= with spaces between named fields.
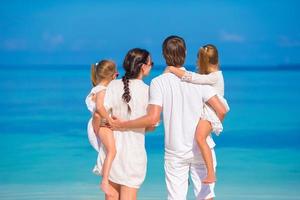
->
xmin=0 ymin=66 xmax=300 ymax=199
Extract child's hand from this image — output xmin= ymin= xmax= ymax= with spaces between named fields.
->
xmin=100 ymin=118 xmax=112 ymax=129
xmin=163 ymin=66 xmax=174 ymax=74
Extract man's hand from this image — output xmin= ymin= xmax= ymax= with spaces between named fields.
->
xmin=109 ymin=115 xmax=125 ymax=129
xmin=107 ymin=105 xmax=162 ymax=130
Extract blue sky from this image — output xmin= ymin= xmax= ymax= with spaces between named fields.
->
xmin=0 ymin=0 xmax=299 ymax=67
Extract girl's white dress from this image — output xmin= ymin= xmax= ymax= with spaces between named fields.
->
xmin=182 ymin=71 xmax=230 ymax=135
xmin=85 ymin=84 xmax=107 ymax=152
xmin=93 ymin=79 xmax=149 ymax=189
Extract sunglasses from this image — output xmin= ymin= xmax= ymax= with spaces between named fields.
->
xmin=114 ymin=72 xmax=119 ymax=78
xmin=146 ymin=61 xmax=154 ymax=67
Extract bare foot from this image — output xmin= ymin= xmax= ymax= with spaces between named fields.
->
xmin=202 ymin=174 xmax=216 ymax=184
xmin=100 ymin=182 xmax=117 ymax=197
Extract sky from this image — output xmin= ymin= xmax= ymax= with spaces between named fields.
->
xmin=0 ymin=0 xmax=300 ymax=67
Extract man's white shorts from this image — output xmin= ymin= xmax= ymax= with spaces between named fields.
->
xmin=164 ymin=149 xmax=217 ymax=200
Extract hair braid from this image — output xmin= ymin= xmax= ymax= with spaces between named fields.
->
xmin=121 ymin=48 xmax=150 ymax=105
xmin=122 ymin=73 xmax=131 ymax=103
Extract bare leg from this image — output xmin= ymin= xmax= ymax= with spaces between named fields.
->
xmin=195 ymin=120 xmax=216 ymax=184
xmin=120 ymin=185 xmax=138 ymax=200
xmin=92 ymin=112 xmax=101 ymax=134
xmin=97 ymin=127 xmax=117 ymax=197
xmin=105 ymin=181 xmax=120 ymax=200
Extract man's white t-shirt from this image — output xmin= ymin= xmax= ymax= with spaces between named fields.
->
xmin=149 ymin=69 xmax=217 ymax=161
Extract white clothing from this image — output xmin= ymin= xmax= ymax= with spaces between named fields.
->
xmin=149 ymin=68 xmax=217 ymax=162
xmin=86 ymin=85 xmax=107 ymax=113
xmin=87 ymin=118 xmax=101 ymax=152
xmin=93 ymin=79 xmax=149 ymax=189
xmin=182 ymin=71 xmax=225 ymax=96
xmin=85 ymin=85 xmax=107 ymax=152
xmin=182 ymin=71 xmax=230 ymax=135
xmin=164 ymin=149 xmax=217 ymax=200
xmin=149 ymin=67 xmax=218 ymax=199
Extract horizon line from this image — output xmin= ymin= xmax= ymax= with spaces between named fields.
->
xmin=0 ymin=64 xmax=300 ymax=71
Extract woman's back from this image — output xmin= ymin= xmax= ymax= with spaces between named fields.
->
xmin=104 ymin=79 xmax=149 ymax=121
xmin=95 ymin=78 xmax=149 ymax=188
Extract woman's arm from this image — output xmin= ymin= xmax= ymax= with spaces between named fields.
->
xmin=168 ymin=66 xmax=218 ymax=85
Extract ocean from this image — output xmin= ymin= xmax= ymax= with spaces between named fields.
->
xmin=0 ymin=65 xmax=299 ymax=199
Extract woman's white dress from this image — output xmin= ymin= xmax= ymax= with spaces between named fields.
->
xmin=93 ymin=79 xmax=149 ymax=189
xmin=182 ymin=71 xmax=230 ymax=135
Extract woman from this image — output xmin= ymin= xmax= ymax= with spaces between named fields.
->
xmin=93 ymin=48 xmax=154 ymax=200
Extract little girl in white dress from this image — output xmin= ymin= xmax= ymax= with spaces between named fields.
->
xmin=85 ymin=60 xmax=118 ymax=197
xmin=166 ymin=44 xmax=229 ymax=184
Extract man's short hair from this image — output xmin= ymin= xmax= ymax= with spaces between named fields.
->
xmin=162 ymin=35 xmax=186 ymax=66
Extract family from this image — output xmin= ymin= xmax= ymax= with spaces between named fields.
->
xmin=85 ymin=35 xmax=229 ymax=200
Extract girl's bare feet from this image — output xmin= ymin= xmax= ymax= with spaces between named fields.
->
xmin=202 ymin=173 xmax=216 ymax=184
xmin=100 ymin=182 xmax=118 ymax=197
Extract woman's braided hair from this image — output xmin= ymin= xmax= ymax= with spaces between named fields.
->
xmin=122 ymin=48 xmax=149 ymax=103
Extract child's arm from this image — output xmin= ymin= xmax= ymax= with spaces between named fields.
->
xmin=95 ymin=90 xmax=111 ymax=125
xmin=168 ymin=66 xmax=218 ymax=85
xmin=92 ymin=112 xmax=102 ymax=134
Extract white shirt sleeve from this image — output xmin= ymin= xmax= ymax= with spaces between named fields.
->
xmin=148 ymin=79 xmax=163 ymax=107
xmin=182 ymin=71 xmax=218 ymax=85
xmin=202 ymin=85 xmax=217 ymax=102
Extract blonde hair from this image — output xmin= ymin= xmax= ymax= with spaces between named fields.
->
xmin=197 ymin=44 xmax=219 ymax=74
xmin=91 ymin=60 xmax=116 ymax=86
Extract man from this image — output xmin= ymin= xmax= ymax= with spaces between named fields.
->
xmin=111 ymin=35 xmax=227 ymax=200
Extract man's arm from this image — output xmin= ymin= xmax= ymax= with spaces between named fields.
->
xmin=111 ymin=78 xmax=163 ymax=130
xmin=206 ymin=95 xmax=227 ymax=121
xmin=111 ymin=104 xmax=162 ymax=129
